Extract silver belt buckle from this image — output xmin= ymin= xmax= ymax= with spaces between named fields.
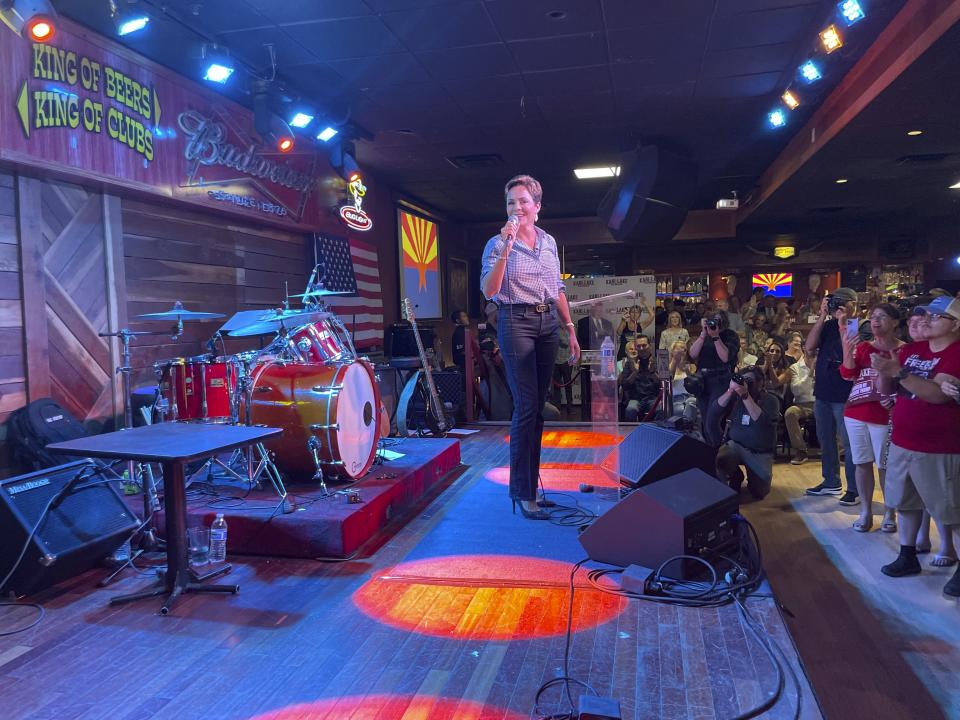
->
xmin=534 ymin=303 xmax=548 ymax=313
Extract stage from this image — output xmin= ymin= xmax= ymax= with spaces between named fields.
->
xmin=0 ymin=425 xmax=824 ymax=720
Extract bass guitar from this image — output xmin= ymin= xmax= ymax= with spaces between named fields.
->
xmin=397 ymin=298 xmax=450 ymax=437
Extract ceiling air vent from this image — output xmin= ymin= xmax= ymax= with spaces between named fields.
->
xmin=894 ymin=152 xmax=954 ymax=166
xmin=446 ymin=153 xmax=504 ymax=169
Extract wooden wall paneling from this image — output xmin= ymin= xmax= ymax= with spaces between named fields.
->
xmin=17 ymin=175 xmax=51 ymax=401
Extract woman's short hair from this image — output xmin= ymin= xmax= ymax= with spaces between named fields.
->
xmin=872 ymin=302 xmax=901 ymax=321
xmin=504 ymin=174 xmax=543 ymax=204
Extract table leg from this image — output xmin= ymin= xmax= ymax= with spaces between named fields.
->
xmin=109 ymin=458 xmax=239 ymax=614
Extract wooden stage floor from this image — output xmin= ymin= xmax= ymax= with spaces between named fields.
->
xmin=5 ymin=423 xmax=926 ymax=720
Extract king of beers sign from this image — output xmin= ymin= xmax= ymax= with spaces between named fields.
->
xmin=339 ymin=173 xmax=373 ymax=232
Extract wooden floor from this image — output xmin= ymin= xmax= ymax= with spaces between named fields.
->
xmin=744 ymin=456 xmax=960 ymax=720
xmin=0 ymin=425 xmax=824 ymax=720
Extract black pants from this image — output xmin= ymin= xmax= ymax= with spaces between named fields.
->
xmin=498 ymin=307 xmax=560 ymax=501
xmin=699 ymin=369 xmax=732 ymax=448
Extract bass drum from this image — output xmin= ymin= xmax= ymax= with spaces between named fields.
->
xmin=246 ymin=360 xmax=381 ymax=481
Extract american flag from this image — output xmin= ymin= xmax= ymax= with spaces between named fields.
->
xmin=313 ymin=234 xmax=383 ymax=349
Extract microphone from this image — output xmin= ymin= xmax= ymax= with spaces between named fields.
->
xmin=505 ymin=214 xmax=519 ymax=242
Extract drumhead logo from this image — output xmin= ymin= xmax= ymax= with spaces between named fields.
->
xmin=340 ymin=173 xmax=373 ymax=231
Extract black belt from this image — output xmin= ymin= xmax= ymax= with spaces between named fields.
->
xmin=499 ymin=302 xmax=554 ymax=313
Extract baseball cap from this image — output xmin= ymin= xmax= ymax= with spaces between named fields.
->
xmin=917 ymin=295 xmax=960 ymax=320
xmin=831 ymin=287 xmax=858 ymax=303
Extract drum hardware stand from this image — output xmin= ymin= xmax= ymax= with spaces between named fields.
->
xmin=96 ymin=328 xmax=172 ymax=587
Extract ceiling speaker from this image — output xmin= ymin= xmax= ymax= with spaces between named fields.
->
xmin=597 ymin=145 xmax=697 ymax=244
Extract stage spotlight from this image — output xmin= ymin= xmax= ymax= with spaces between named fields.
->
xmin=289 ymin=112 xmax=314 ymax=129
xmin=768 ymin=109 xmax=787 ymax=129
xmin=317 ymin=126 xmax=338 ymax=142
xmin=839 ymin=0 xmax=865 ymax=26
xmin=110 ymin=1 xmax=148 ymax=36
xmin=202 ymin=44 xmax=235 ymax=84
xmin=955 ymin=255 xmax=960 ymax=266
xmin=277 ymin=136 xmax=294 ymax=153
xmin=800 ymin=60 xmax=822 ymax=83
xmin=820 ymin=24 xmax=843 ymax=53
xmin=782 ymin=90 xmax=799 ymax=110
xmin=0 ymin=0 xmax=56 ymax=40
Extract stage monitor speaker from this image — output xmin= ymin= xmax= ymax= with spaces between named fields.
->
xmin=601 ymin=424 xmax=716 ymax=489
xmin=597 ymin=144 xmax=698 ymax=244
xmin=578 ymin=469 xmax=739 ymax=579
xmin=0 ymin=460 xmax=138 ymax=596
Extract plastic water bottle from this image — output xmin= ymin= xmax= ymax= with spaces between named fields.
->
xmin=209 ymin=513 xmax=228 ymax=563
xmin=600 ymin=336 xmax=615 ymax=379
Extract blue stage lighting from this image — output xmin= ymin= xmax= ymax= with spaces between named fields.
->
xmin=290 ymin=112 xmax=314 ymax=129
xmin=116 ymin=14 xmax=148 ymax=35
xmin=317 ymin=126 xmax=338 ymax=142
xmin=839 ymin=0 xmax=865 ymax=25
xmin=202 ymin=45 xmax=235 ymax=84
xmin=768 ymin=109 xmax=787 ymax=129
xmin=800 ymin=61 xmax=822 ymax=83
xmin=204 ymin=63 xmax=234 ymax=83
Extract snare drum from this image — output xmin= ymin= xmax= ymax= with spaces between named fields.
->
xmin=289 ymin=319 xmax=348 ymax=363
xmin=155 ymin=355 xmax=238 ymax=423
xmin=245 ymin=359 xmax=380 ymax=480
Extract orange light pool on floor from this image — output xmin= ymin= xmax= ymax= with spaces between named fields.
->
xmin=485 ymin=462 xmax=619 ymax=491
xmin=353 ymin=555 xmax=625 ymax=640
xmin=503 ymin=429 xmax=622 ymax=448
xmin=252 ymin=694 xmax=528 ymax=719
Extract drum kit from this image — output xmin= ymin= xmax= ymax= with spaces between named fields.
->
xmin=118 ymin=268 xmax=383 ymax=508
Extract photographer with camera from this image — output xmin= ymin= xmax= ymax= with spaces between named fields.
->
xmin=689 ymin=311 xmax=740 ymax=446
xmin=804 ymin=287 xmax=859 ymax=504
xmin=714 ymin=366 xmax=781 ymax=500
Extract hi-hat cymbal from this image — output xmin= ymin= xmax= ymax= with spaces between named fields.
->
xmin=227 ymin=309 xmax=332 ymax=337
xmin=137 ymin=302 xmax=225 ymax=321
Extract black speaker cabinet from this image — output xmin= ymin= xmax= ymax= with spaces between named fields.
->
xmin=0 ymin=460 xmax=138 ymax=596
xmin=601 ymin=424 xmax=716 ymax=488
xmin=579 ymin=469 xmax=739 ymax=579
xmin=598 ymin=144 xmax=698 ymax=244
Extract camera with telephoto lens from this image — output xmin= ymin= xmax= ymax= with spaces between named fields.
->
xmin=705 ymin=319 xmax=719 ymax=330
xmin=826 ymin=294 xmax=846 ymax=313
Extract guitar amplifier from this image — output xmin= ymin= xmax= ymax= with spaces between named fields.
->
xmin=432 ymin=370 xmax=463 ymax=410
xmin=0 ymin=460 xmax=138 ymax=596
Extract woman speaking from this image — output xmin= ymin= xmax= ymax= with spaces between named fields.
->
xmin=481 ymin=175 xmax=580 ymax=520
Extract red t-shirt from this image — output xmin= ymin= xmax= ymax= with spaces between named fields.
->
xmin=890 ymin=339 xmax=960 ymax=453
xmin=840 ymin=342 xmax=894 ymax=425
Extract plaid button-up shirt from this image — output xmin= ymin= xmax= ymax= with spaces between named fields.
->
xmin=480 ymin=227 xmax=565 ymax=305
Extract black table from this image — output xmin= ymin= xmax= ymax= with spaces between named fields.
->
xmin=48 ymin=422 xmax=282 ymax=615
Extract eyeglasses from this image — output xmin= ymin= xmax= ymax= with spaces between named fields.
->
xmin=926 ymin=313 xmax=956 ymax=321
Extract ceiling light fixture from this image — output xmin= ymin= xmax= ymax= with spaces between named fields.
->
xmin=202 ymin=44 xmax=235 ymax=84
xmin=906 ymin=129 xmax=923 ymax=136
xmin=289 ymin=112 xmax=314 ymax=129
xmin=782 ymin=90 xmax=799 ymax=110
xmin=110 ymin=1 xmax=149 ymax=36
xmin=836 ymin=178 xmax=848 ymax=184
xmin=839 ymin=0 xmax=865 ymax=26
xmin=317 ymin=126 xmax=339 ymax=142
xmin=0 ymin=1 xmax=57 ymax=40
xmin=820 ymin=24 xmax=844 ymax=53
xmin=799 ymin=60 xmax=822 ymax=83
xmin=768 ymin=109 xmax=787 ymax=129
xmin=574 ymin=166 xmax=620 ymax=180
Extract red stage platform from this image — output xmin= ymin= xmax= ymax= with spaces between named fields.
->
xmin=143 ymin=438 xmax=461 ymax=560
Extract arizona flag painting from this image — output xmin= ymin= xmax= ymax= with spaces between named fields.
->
xmin=752 ymin=272 xmax=794 ymax=298
xmin=399 ymin=209 xmax=441 ymax=318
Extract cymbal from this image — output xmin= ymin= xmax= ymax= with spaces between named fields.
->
xmin=227 ymin=309 xmax=331 ymax=337
xmin=288 ymin=289 xmax=351 ymax=298
xmin=137 ymin=302 xmax=225 ymax=321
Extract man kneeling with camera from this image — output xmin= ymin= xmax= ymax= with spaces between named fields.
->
xmin=713 ymin=366 xmax=782 ymax=500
